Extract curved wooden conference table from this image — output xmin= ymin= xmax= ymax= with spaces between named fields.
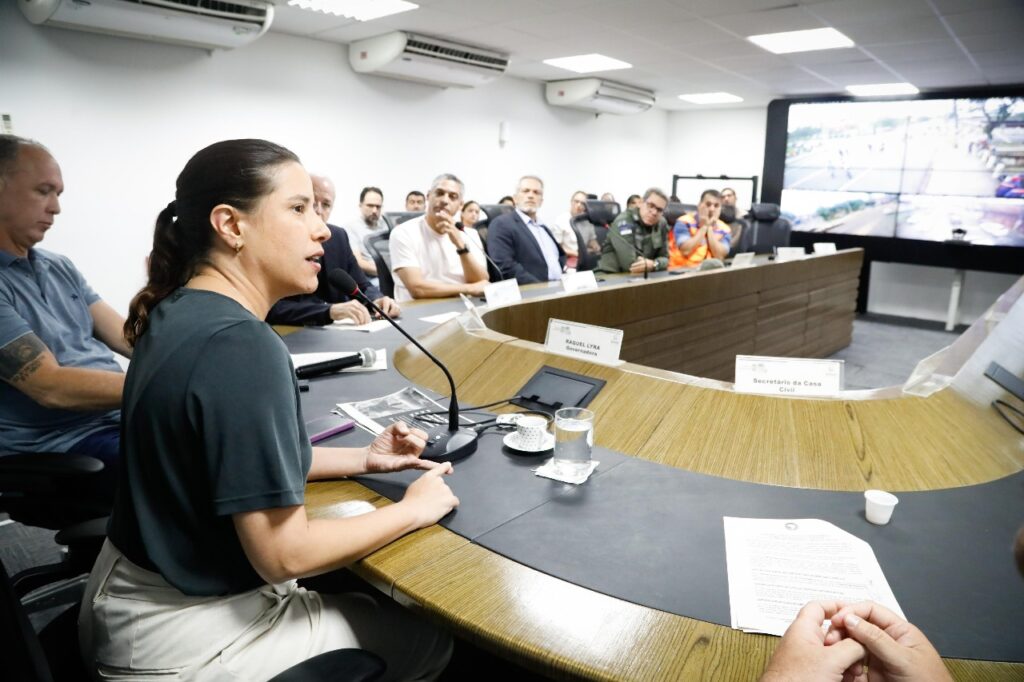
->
xmin=293 ymin=249 xmax=1024 ymax=680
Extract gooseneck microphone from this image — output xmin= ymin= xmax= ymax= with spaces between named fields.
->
xmin=608 ymin=224 xmax=651 ymax=280
xmin=328 ymin=269 xmax=479 ymax=463
xmin=295 ymin=348 xmax=376 ymax=380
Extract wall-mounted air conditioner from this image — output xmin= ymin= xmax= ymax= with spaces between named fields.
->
xmin=18 ymin=0 xmax=273 ymax=51
xmin=546 ymin=79 xmax=656 ymax=115
xmin=349 ymin=31 xmax=509 ymax=89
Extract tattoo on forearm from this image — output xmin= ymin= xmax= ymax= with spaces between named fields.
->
xmin=0 ymin=334 xmax=47 ymax=384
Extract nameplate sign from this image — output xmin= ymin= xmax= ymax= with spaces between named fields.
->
xmin=734 ymin=355 xmax=844 ymax=397
xmin=545 ymin=319 xmax=623 ymax=364
xmin=731 ymin=252 xmax=755 ymax=268
xmin=776 ymin=246 xmax=807 ymax=262
xmin=484 ymin=279 xmax=522 ymax=307
xmin=813 ymin=242 xmax=837 ymax=254
xmin=561 ymin=270 xmax=599 ymax=293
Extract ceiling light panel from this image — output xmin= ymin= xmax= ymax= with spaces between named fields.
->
xmin=747 ymin=27 xmax=854 ymax=54
xmin=845 ymin=82 xmax=920 ymax=96
xmin=678 ymin=92 xmax=744 ymax=104
xmin=288 ymin=0 xmax=418 ymax=21
xmin=542 ymin=53 xmax=632 ymax=73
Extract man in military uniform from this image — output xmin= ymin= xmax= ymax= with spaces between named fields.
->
xmin=595 ymin=187 xmax=670 ymax=274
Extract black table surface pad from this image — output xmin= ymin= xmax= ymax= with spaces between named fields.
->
xmin=288 ymin=284 xmax=1024 ymax=663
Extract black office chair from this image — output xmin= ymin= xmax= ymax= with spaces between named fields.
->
xmin=363 ymin=230 xmax=394 ymax=299
xmin=718 ymin=204 xmax=748 ymax=255
xmin=0 ymin=453 xmax=111 ymax=607
xmin=475 ymin=203 xmax=515 ymax=246
xmin=380 ymin=211 xmax=422 ymax=232
xmin=571 ymin=224 xmax=594 ymax=271
xmin=583 ymin=200 xmax=620 ymax=248
xmin=662 ymin=202 xmax=690 ymax=227
xmin=742 ymin=203 xmax=792 ymax=254
xmin=1 ymin=556 xmax=386 ymax=682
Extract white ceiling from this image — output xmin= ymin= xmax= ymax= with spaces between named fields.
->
xmin=270 ymin=0 xmax=1024 ymax=110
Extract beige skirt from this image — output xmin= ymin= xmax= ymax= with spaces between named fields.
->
xmin=78 ymin=540 xmax=451 ymax=681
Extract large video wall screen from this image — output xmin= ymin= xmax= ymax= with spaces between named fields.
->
xmin=781 ymin=97 xmax=1024 ymax=247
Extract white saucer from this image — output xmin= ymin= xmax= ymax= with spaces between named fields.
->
xmin=503 ymin=431 xmax=554 ymax=453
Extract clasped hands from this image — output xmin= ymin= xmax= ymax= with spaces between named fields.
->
xmin=761 ymin=600 xmax=951 ymax=682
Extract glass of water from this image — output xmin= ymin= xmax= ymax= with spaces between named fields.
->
xmin=553 ymin=407 xmax=595 ymax=476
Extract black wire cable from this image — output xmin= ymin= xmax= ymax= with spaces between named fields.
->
xmin=419 ymin=395 xmax=522 ymax=417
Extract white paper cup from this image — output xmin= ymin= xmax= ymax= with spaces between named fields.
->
xmin=515 ymin=415 xmax=548 ymax=451
xmin=864 ymin=489 xmax=899 ymax=525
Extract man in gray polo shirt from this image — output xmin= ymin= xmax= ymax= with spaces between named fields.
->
xmin=0 ymin=135 xmax=129 ymax=488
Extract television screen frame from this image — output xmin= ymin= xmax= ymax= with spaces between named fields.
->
xmin=761 ymin=86 xmax=1024 ymax=282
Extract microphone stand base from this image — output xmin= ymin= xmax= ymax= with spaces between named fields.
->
xmin=422 ymin=426 xmax=479 ymax=463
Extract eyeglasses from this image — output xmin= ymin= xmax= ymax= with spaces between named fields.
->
xmin=644 ymin=202 xmax=666 ymax=214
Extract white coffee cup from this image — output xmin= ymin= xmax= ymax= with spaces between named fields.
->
xmin=514 ymin=415 xmax=548 ymax=451
xmin=864 ymin=489 xmax=899 ymax=525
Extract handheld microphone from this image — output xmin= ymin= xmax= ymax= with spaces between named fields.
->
xmin=295 ymin=348 xmax=376 ymax=380
xmin=328 ymin=269 xmax=478 ymax=463
xmin=458 ymin=221 xmax=506 ymax=282
xmin=608 ymin=224 xmax=650 ymax=280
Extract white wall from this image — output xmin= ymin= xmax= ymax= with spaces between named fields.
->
xmin=666 ymin=107 xmax=766 ymax=208
xmin=0 ymin=4 xmax=668 ymax=313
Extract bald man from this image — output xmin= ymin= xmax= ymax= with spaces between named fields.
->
xmin=0 ymin=135 xmax=128 ymax=490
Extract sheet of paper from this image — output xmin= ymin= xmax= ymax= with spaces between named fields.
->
xmin=326 ymin=319 xmax=392 ymax=333
xmin=420 ymin=311 xmax=462 ymax=324
xmin=290 ymin=349 xmax=387 ymax=373
xmin=723 ymin=517 xmax=904 ymax=636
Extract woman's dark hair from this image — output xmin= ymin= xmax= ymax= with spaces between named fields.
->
xmin=124 ymin=139 xmax=299 ymax=345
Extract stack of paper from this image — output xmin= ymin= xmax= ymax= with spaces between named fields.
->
xmin=723 ymin=517 xmax=904 ymax=636
xmin=326 ymin=319 xmax=392 ymax=333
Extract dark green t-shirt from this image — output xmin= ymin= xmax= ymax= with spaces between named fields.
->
xmin=108 ymin=289 xmax=312 ymax=596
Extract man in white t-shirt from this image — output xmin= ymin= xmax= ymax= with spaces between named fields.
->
xmin=390 ymin=173 xmax=489 ymax=302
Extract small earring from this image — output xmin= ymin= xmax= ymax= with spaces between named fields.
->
xmin=234 ymin=242 xmax=243 ymax=253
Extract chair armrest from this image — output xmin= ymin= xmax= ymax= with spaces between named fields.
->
xmin=0 ymin=453 xmax=104 ymax=477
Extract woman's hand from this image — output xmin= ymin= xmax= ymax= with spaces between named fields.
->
xmin=364 ymin=421 xmax=436 ymax=473
xmin=402 ymin=463 xmax=459 ymax=527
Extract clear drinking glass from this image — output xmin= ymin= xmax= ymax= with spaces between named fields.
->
xmin=553 ymin=407 xmax=595 ymax=475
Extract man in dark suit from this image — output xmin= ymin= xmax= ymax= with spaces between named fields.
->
xmin=487 ymin=175 xmax=566 ymax=284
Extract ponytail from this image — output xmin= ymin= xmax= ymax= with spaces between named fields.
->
xmin=124 ymin=201 xmax=206 ymax=345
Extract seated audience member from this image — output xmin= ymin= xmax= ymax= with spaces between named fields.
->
xmin=307 ymin=176 xmax=367 ymax=278
xmin=405 ymin=190 xmax=425 ymax=211
xmin=595 ymin=187 xmax=670 ymax=274
xmin=460 ymin=200 xmax=481 ymax=229
xmin=550 ymin=190 xmax=589 ymax=265
xmin=498 ymin=195 xmax=515 ymax=207
xmin=487 ymin=175 xmax=565 ymax=284
xmin=601 ymin=192 xmax=616 ymax=203
xmin=390 ymin=173 xmax=488 ymax=301
xmin=460 ymin=199 xmax=486 ymax=245
xmin=721 ymin=186 xmax=738 ymax=208
xmin=80 ymin=139 xmax=457 ymax=681
xmin=266 ymin=223 xmax=400 ymax=326
xmin=0 ymin=135 xmax=128 ymax=486
xmin=626 ymin=194 xmax=642 ymax=210
xmin=341 ymin=185 xmax=385 ymax=277
xmin=669 ymin=189 xmax=731 ymax=268
xmin=718 ymin=186 xmax=745 ymax=249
